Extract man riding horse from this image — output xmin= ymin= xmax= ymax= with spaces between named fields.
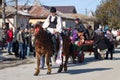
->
xmin=42 ymin=7 xmax=63 ymax=62
xmin=34 ymin=7 xmax=71 ymax=76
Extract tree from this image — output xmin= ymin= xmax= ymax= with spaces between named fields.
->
xmin=95 ymin=0 xmax=120 ymax=29
xmin=0 ymin=0 xmax=2 ymax=6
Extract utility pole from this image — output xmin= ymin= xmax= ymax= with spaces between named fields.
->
xmin=2 ymin=0 xmax=6 ymax=27
xmin=85 ymin=8 xmax=87 ymax=15
xmin=14 ymin=0 xmax=18 ymax=28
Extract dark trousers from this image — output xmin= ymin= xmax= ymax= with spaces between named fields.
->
xmin=52 ymin=34 xmax=57 ymax=52
xmin=19 ymin=43 xmax=25 ymax=59
xmin=12 ymin=40 xmax=19 ymax=57
xmin=105 ymin=44 xmax=114 ymax=59
xmin=1 ymin=38 xmax=6 ymax=49
xmin=47 ymin=31 xmax=57 ymax=54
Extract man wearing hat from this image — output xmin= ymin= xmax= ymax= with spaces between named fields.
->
xmin=42 ymin=7 xmax=63 ymax=64
xmin=74 ymin=18 xmax=86 ymax=33
xmin=42 ymin=7 xmax=62 ymax=34
xmin=71 ymin=18 xmax=87 ymax=43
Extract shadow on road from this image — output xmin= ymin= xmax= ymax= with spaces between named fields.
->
xmin=65 ymin=68 xmax=112 ymax=75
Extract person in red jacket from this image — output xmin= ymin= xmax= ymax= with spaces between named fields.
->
xmin=7 ymin=27 xmax=13 ymax=55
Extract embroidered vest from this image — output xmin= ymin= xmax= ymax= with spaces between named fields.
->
xmin=48 ymin=16 xmax=57 ymax=28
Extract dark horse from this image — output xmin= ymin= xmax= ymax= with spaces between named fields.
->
xmin=34 ymin=23 xmax=71 ymax=76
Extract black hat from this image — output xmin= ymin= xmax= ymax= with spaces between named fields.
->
xmin=50 ymin=7 xmax=56 ymax=13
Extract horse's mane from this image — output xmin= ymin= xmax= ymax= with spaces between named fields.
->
xmin=34 ymin=23 xmax=53 ymax=49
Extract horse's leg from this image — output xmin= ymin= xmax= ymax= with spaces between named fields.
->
xmin=34 ymin=53 xmax=41 ymax=76
xmin=70 ymin=43 xmax=76 ymax=64
xmin=64 ymin=53 xmax=69 ymax=72
xmin=57 ymin=56 xmax=63 ymax=73
xmin=46 ymin=53 xmax=51 ymax=74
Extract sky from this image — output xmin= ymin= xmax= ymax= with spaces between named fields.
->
xmin=17 ymin=0 xmax=101 ymax=14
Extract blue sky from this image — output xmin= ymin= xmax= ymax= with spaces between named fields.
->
xmin=18 ymin=0 xmax=101 ymax=14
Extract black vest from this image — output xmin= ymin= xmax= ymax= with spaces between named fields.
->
xmin=48 ymin=16 xmax=57 ymax=28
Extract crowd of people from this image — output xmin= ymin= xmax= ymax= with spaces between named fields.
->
xmin=1 ymin=24 xmax=35 ymax=59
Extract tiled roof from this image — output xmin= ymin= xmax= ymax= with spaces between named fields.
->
xmin=43 ymin=5 xmax=77 ymax=13
xmin=0 ymin=5 xmax=30 ymax=17
xmin=14 ymin=5 xmax=96 ymax=21
xmin=28 ymin=5 xmax=50 ymax=18
xmin=55 ymin=6 xmax=77 ymax=13
xmin=58 ymin=13 xmax=96 ymax=22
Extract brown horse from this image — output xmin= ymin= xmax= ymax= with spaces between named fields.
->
xmin=34 ymin=23 xmax=71 ymax=76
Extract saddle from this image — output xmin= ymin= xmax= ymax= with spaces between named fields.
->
xmin=46 ymin=31 xmax=60 ymax=54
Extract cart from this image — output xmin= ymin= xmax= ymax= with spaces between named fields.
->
xmin=72 ymin=40 xmax=94 ymax=63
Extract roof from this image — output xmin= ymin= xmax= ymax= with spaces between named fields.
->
xmin=55 ymin=6 xmax=77 ymax=13
xmin=44 ymin=5 xmax=77 ymax=13
xmin=17 ymin=5 xmax=96 ymax=21
xmin=57 ymin=12 xmax=96 ymax=21
xmin=0 ymin=5 xmax=30 ymax=17
xmin=28 ymin=5 xmax=50 ymax=18
xmin=33 ymin=0 xmax=42 ymax=6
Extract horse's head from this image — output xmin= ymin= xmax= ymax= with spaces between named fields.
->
xmin=34 ymin=23 xmax=44 ymax=35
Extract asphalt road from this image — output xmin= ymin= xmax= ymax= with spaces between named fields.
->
xmin=0 ymin=48 xmax=120 ymax=80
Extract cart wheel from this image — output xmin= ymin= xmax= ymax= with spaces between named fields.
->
xmin=78 ymin=51 xmax=84 ymax=63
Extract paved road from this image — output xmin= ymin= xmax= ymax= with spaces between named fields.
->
xmin=0 ymin=48 xmax=120 ymax=80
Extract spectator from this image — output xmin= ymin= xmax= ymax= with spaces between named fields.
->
xmin=7 ymin=27 xmax=13 ymax=55
xmin=12 ymin=27 xmax=19 ymax=57
xmin=17 ymin=28 xmax=25 ymax=59
xmin=86 ymin=25 xmax=95 ymax=40
xmin=24 ymin=28 xmax=31 ymax=57
xmin=1 ymin=28 xmax=7 ymax=50
xmin=105 ymin=29 xmax=114 ymax=60
xmin=30 ymin=27 xmax=35 ymax=57
xmin=94 ymin=32 xmax=109 ymax=59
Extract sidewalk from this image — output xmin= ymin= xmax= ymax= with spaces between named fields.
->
xmin=0 ymin=49 xmax=34 ymax=69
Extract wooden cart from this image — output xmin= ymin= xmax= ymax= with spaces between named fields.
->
xmin=72 ymin=40 xmax=94 ymax=63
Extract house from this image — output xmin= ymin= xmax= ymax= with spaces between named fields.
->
xmin=18 ymin=0 xmax=96 ymax=29
xmin=0 ymin=5 xmax=30 ymax=31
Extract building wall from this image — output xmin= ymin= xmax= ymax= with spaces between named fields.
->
xmin=0 ymin=16 xmax=29 ymax=32
xmin=29 ymin=19 xmax=45 ymax=24
xmin=17 ymin=16 xmax=29 ymax=28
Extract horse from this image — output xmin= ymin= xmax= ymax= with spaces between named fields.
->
xmin=34 ymin=23 xmax=71 ymax=76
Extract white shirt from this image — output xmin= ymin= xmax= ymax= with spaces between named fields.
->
xmin=42 ymin=15 xmax=63 ymax=34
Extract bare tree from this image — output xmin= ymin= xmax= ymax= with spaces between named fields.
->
xmin=0 ymin=0 xmax=2 ymax=6
xmin=95 ymin=0 xmax=120 ymax=29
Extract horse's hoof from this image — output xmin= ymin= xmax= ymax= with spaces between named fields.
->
xmin=57 ymin=70 xmax=62 ymax=73
xmin=34 ymin=71 xmax=39 ymax=76
xmin=34 ymin=73 xmax=39 ymax=76
xmin=64 ymin=69 xmax=67 ymax=72
xmin=47 ymin=72 xmax=51 ymax=75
